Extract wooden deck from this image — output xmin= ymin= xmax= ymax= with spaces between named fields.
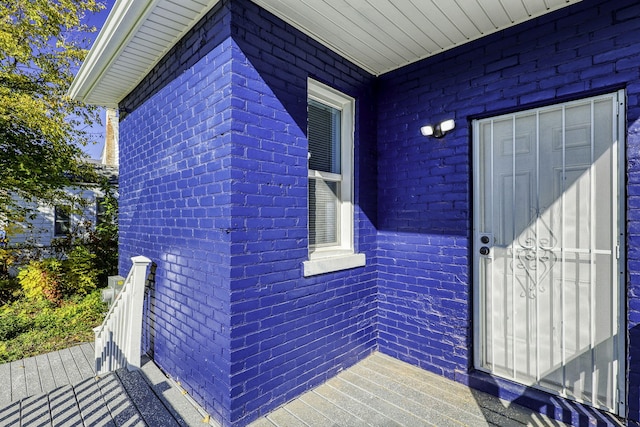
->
xmin=0 ymin=343 xmax=96 ymax=406
xmin=0 ymin=343 xmax=210 ymax=426
xmin=0 ymin=344 xmax=586 ymax=426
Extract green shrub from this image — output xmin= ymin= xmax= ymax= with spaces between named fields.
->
xmin=17 ymin=259 xmax=63 ymax=304
xmin=0 ymin=290 xmax=107 ymax=363
xmin=0 ymin=297 xmax=49 ymax=341
xmin=16 ymin=246 xmax=99 ymax=304
xmin=63 ymin=246 xmax=97 ymax=296
xmin=0 ymin=310 xmax=32 ymax=341
xmin=0 ymin=277 xmax=21 ymax=305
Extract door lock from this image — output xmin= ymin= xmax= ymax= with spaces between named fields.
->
xmin=478 ymin=234 xmax=493 ymax=257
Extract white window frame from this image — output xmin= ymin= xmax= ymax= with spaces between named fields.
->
xmin=303 ymin=79 xmax=365 ymax=277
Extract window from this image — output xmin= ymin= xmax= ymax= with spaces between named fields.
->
xmin=308 ymin=98 xmax=341 ymax=247
xmin=303 ymin=79 xmax=365 ymax=276
xmin=54 ymin=206 xmax=70 ymax=236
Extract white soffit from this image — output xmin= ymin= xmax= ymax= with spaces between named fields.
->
xmin=68 ymin=0 xmax=220 ymax=108
xmin=253 ymin=0 xmax=583 ymax=76
xmin=70 ymin=0 xmax=583 ymax=107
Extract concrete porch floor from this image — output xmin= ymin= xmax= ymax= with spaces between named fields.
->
xmin=0 ymin=343 xmax=606 ymax=426
xmin=250 ymin=352 xmax=574 ymax=427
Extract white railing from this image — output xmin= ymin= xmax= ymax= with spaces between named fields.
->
xmin=94 ymin=255 xmax=152 ymax=374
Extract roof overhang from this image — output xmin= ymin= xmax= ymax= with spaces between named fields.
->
xmin=69 ymin=0 xmax=583 ymax=108
xmin=68 ymin=0 xmax=220 ymax=108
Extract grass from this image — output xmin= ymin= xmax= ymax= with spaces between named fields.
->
xmin=0 ymin=290 xmax=107 ymax=363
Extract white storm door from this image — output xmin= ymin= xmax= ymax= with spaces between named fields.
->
xmin=473 ymin=91 xmax=625 ymax=414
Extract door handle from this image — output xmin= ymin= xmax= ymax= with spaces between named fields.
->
xmin=479 ymin=246 xmax=490 ymax=256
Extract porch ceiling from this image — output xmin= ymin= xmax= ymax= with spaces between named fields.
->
xmin=253 ymin=0 xmax=582 ymax=75
xmin=69 ymin=0 xmax=582 ymax=108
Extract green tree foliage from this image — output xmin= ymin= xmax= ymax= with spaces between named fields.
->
xmin=88 ymin=180 xmax=118 ymax=284
xmin=0 ymin=0 xmax=104 ymax=221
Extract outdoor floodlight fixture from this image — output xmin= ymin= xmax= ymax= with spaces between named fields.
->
xmin=420 ymin=119 xmax=455 ymax=138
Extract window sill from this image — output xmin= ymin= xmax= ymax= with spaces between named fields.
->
xmin=303 ymin=252 xmax=366 ymax=277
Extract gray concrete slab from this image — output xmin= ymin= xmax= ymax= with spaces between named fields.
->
xmin=0 ymin=400 xmax=20 ymax=426
xmin=247 ymin=418 xmax=276 ymax=427
xmin=326 ymin=376 xmax=426 ymax=426
xmin=138 ymin=356 xmax=206 ymax=426
xmin=68 ymin=343 xmax=95 ymax=379
xmin=57 ymin=347 xmax=83 ymax=385
xmin=298 ymin=390 xmax=368 ymax=426
xmin=249 ymin=352 xmax=576 ymax=427
xmin=338 ymin=368 xmax=466 ymax=427
xmin=0 ymin=361 xmax=11 ymax=407
xmin=315 ymin=379 xmax=404 ymax=427
xmin=346 ymin=362 xmax=491 ymax=426
xmin=363 ymin=352 xmax=561 ymax=426
xmin=49 ymin=385 xmax=83 ymax=427
xmin=264 ymin=406 xmax=307 ymax=427
xmin=10 ymin=359 xmax=27 ymax=402
xmin=20 ymin=394 xmax=51 ymax=427
xmin=23 ymin=355 xmax=43 ymax=397
xmin=35 ymin=353 xmax=57 ymax=392
xmin=281 ymin=398 xmax=337 ymax=427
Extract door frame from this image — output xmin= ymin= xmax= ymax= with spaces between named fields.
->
xmin=471 ymin=89 xmax=627 ymax=415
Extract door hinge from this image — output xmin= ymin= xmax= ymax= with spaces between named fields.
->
xmin=616 ymin=245 xmax=620 ymax=259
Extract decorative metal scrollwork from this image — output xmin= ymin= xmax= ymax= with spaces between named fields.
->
xmin=510 ymin=210 xmax=557 ymax=299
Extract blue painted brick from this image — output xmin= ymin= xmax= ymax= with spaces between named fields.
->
xmin=117 ymin=0 xmax=640 ymax=425
xmin=376 ymin=0 xmax=640 ymax=425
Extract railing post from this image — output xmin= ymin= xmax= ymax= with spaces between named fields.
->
xmin=125 ymin=255 xmax=152 ymax=371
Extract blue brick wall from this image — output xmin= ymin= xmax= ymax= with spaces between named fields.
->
xmin=376 ymin=0 xmax=640 ymax=423
xmin=119 ymin=4 xmax=235 ymax=423
xmin=226 ymin=1 xmax=377 ymax=424
xmin=118 ymin=0 xmax=640 ymax=424
xmin=119 ymin=0 xmax=377 ymax=425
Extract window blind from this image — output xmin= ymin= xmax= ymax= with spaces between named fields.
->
xmin=309 ymin=179 xmax=339 ymax=246
xmin=308 ymin=100 xmax=341 ymax=174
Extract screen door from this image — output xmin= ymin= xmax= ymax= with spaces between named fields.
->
xmin=473 ymin=91 xmax=625 ymax=414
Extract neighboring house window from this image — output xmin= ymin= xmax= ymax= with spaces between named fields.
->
xmin=96 ymin=197 xmax=106 ymax=226
xmin=54 ymin=206 xmax=70 ymax=236
xmin=303 ymin=79 xmax=365 ymax=276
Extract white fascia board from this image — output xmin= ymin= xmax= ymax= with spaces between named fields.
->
xmin=68 ymin=0 xmax=161 ymax=108
xmin=69 ymin=0 xmax=220 ymax=108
